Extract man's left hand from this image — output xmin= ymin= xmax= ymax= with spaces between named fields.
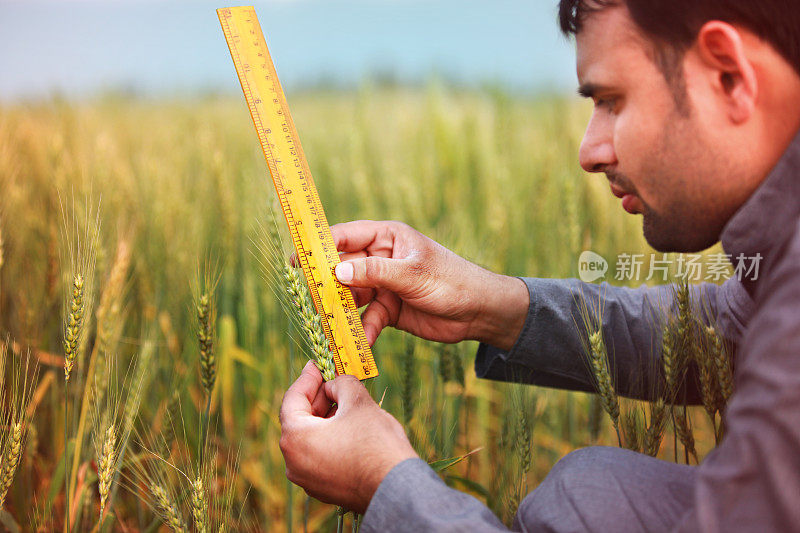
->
xmin=279 ymin=361 xmax=418 ymax=513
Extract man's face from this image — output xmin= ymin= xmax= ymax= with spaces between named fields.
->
xmin=575 ymin=6 xmax=739 ymax=252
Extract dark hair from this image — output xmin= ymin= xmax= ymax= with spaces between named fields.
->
xmin=559 ymin=0 xmax=800 ymax=78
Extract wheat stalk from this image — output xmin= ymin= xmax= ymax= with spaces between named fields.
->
xmin=161 ymin=390 xmax=181 ymax=457
xmin=283 ymin=264 xmax=336 ymax=381
xmin=63 ymin=274 xmax=86 ymax=382
xmin=0 ymin=343 xmax=37 ymax=511
xmin=401 ymin=338 xmax=416 ymax=427
xmin=151 ymin=483 xmax=188 ymax=533
xmin=97 ymin=425 xmax=116 ymax=516
xmin=695 ymin=340 xmax=719 ymax=427
xmin=0 ymin=220 xmax=4 ymax=274
xmin=191 ymin=475 xmax=209 ymax=533
xmin=644 ymin=399 xmax=667 ymax=457
xmin=197 ymin=292 xmax=216 ymax=395
xmin=706 ymin=325 xmax=733 ymax=408
xmin=621 ymin=408 xmax=641 ymax=452
xmin=95 ymin=240 xmax=130 ymax=359
xmin=0 ymin=421 xmax=23 ymax=508
xmin=673 ymin=406 xmax=699 ymax=463
xmin=661 ymin=323 xmax=678 ymax=393
xmin=588 ymin=330 xmax=620 ymax=433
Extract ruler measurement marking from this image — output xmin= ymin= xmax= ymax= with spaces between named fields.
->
xmin=219 ymin=6 xmax=376 ymax=379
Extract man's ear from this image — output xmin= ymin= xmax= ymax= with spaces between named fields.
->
xmin=695 ymin=21 xmax=757 ymax=124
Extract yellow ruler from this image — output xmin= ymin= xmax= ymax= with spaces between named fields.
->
xmin=218 ymin=6 xmax=377 ymax=380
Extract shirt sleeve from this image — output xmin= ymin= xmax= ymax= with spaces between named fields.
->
xmin=361 ymin=277 xmax=756 ymax=532
xmin=474 ymin=277 xmax=752 ymax=403
xmin=672 ymin=241 xmax=800 ymax=531
xmin=360 ymin=458 xmax=511 ymax=532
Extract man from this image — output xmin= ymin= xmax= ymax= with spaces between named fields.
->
xmin=279 ymin=0 xmax=800 ymax=530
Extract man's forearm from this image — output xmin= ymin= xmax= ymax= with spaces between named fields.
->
xmin=470 ymin=273 xmax=530 ymax=352
xmin=473 ymin=277 xmax=752 ymax=402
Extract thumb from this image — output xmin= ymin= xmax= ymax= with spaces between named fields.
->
xmin=323 ymin=375 xmax=373 ymax=413
xmin=334 ymin=256 xmax=410 ymax=293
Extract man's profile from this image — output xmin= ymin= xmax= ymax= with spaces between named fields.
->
xmin=279 ymin=1 xmax=800 ymax=530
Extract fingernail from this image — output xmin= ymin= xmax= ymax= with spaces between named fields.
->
xmin=335 ymin=262 xmax=354 ymax=283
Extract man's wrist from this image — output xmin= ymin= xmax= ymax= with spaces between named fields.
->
xmin=356 ymin=448 xmax=418 ymax=513
xmin=471 ymin=274 xmax=529 ymax=351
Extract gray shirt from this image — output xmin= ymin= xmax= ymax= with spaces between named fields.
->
xmin=360 ymin=129 xmax=800 ymax=532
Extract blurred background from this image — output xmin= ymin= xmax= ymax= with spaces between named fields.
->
xmin=1 ymin=0 xmax=576 ymax=102
xmin=0 ymin=2 xmax=724 ymax=532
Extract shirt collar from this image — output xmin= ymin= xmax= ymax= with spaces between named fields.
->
xmin=720 ymin=128 xmax=800 ymax=293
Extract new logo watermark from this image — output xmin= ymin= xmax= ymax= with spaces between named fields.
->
xmin=576 ymin=251 xmax=762 ymax=283
xmin=578 ymin=250 xmax=609 ymax=282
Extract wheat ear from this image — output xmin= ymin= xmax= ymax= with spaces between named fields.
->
xmin=673 ymin=407 xmax=699 ymax=464
xmin=283 ymin=264 xmax=336 ymax=381
xmin=63 ymin=274 xmax=86 ymax=382
xmin=644 ymin=399 xmax=667 ymax=457
xmin=0 ymin=421 xmax=23 ymax=508
xmin=0 ymin=220 xmax=4 ymax=273
xmin=706 ymin=325 xmax=733 ymax=408
xmin=191 ymin=475 xmax=209 ymax=533
xmin=621 ymin=408 xmax=641 ymax=452
xmin=197 ymin=293 xmax=216 ymax=394
xmin=589 ymin=330 xmax=620 ymax=432
xmin=401 ymin=338 xmax=416 ymax=427
xmin=151 ymin=483 xmax=188 ymax=533
xmin=97 ymin=425 xmax=116 ymax=516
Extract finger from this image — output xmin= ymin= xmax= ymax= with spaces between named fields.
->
xmin=280 ymin=361 xmax=324 ymax=424
xmin=324 ymin=404 xmax=338 ymax=418
xmin=360 ymin=291 xmax=401 ymax=345
xmin=323 ymin=374 xmax=372 ymax=413
xmin=350 ymin=287 xmax=376 ymax=308
xmin=338 ymin=251 xmax=368 ymax=262
xmin=310 ymin=385 xmax=333 ymax=417
xmin=331 ymin=220 xmax=402 ymax=255
xmin=330 ymin=220 xmax=383 ymax=253
xmin=334 ymin=256 xmax=412 ymax=292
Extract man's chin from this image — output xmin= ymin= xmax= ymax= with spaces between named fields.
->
xmin=642 ymin=212 xmax=719 ymax=253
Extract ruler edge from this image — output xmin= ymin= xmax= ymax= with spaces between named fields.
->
xmin=217 ymin=6 xmax=378 ymax=379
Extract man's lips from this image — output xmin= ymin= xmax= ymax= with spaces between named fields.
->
xmin=609 ymin=183 xmax=641 ymax=214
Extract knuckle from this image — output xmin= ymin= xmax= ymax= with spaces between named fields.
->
xmin=364 ymin=255 xmax=384 ymax=281
xmin=338 ymin=374 xmax=361 ymax=390
xmin=391 ymin=220 xmax=410 ymax=232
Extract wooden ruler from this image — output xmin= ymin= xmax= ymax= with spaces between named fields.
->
xmin=218 ymin=6 xmax=377 ymax=380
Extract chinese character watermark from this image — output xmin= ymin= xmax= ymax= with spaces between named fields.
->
xmin=577 ymin=251 xmax=762 ymax=283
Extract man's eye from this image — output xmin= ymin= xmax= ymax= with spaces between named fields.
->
xmin=595 ymin=97 xmax=616 ymax=109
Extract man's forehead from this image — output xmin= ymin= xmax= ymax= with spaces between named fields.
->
xmin=575 ymin=4 xmax=651 ymax=83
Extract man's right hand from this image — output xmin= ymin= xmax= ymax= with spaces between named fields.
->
xmin=330 ymin=220 xmax=529 ymax=351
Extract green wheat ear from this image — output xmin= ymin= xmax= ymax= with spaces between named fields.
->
xmin=97 ymin=425 xmax=117 ymax=516
xmin=151 ymin=483 xmax=188 ymax=533
xmin=401 ymin=338 xmax=417 ymax=427
xmin=197 ymin=292 xmax=216 ymax=394
xmin=589 ymin=329 xmax=620 ymax=431
xmin=283 ymin=263 xmax=336 ymax=381
xmin=191 ymin=475 xmax=209 ymax=533
xmin=621 ymin=408 xmax=641 ymax=453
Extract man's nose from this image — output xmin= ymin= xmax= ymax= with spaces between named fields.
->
xmin=579 ymin=115 xmax=616 ymax=173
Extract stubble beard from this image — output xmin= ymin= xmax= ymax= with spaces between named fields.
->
xmin=638 ymin=109 xmax=727 ymax=253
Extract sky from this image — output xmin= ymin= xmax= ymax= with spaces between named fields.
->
xmin=0 ymin=0 xmax=579 ymax=102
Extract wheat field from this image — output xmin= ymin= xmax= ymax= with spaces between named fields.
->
xmin=0 ymin=85 xmax=723 ymax=531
